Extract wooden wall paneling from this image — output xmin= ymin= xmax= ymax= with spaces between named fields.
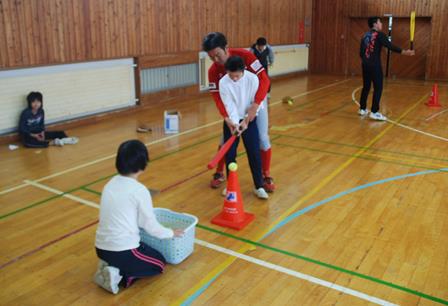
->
xmin=103 ymin=0 xmax=111 ymax=59
xmin=63 ymin=0 xmax=73 ymax=62
xmin=48 ymin=0 xmax=58 ymax=63
xmin=118 ymin=0 xmax=127 ymax=57
xmin=2 ymin=0 xmax=17 ymax=66
xmin=429 ymin=0 xmax=448 ymax=79
xmin=267 ymin=0 xmax=279 ymax=44
xmin=249 ymin=0 xmax=266 ymax=45
xmin=37 ymin=0 xmax=49 ymax=64
xmin=388 ymin=18 xmax=431 ymax=79
xmin=0 ymin=1 xmax=7 ymax=66
xmin=81 ymin=0 xmax=91 ymax=60
xmin=58 ymin=0 xmax=68 ymax=62
xmin=111 ymin=0 xmax=120 ymax=57
xmin=125 ymin=0 xmax=133 ymax=56
xmin=139 ymin=0 xmax=148 ymax=55
xmin=17 ymin=0 xmax=30 ymax=65
xmin=237 ymin=0 xmax=251 ymax=47
xmin=225 ymin=0 xmax=239 ymax=47
xmin=97 ymin=0 xmax=105 ymax=59
xmin=138 ymin=52 xmax=198 ymax=69
xmin=131 ymin=0 xmax=140 ymax=55
xmin=304 ymin=0 xmax=312 ymax=42
xmin=178 ymin=0 xmax=195 ymax=51
xmin=10 ymin=0 xmax=23 ymax=65
xmin=0 ymin=0 xmax=310 ymax=69
xmin=139 ymin=84 xmax=200 ymax=106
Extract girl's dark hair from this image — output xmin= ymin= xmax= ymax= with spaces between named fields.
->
xmin=224 ymin=56 xmax=245 ymax=72
xmin=256 ymin=37 xmax=267 ymax=46
xmin=27 ymin=91 xmax=43 ymax=108
xmin=202 ymin=32 xmax=227 ymax=52
xmin=115 ymin=140 xmax=149 ymax=175
xmin=368 ymin=17 xmax=380 ymax=28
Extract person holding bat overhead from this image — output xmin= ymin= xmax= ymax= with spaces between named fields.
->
xmin=203 ymin=32 xmax=275 ymax=193
xmin=358 ymin=17 xmax=415 ymax=121
xmin=218 ymin=56 xmax=269 ymax=199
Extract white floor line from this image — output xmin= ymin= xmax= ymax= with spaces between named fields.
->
xmin=1 ymin=79 xmax=350 ymax=195
xmin=18 ymin=178 xmax=398 ymax=306
xmin=425 ymin=108 xmax=448 ymax=121
xmin=0 ymin=183 xmax=30 ymax=195
xmin=351 ymin=87 xmax=448 ymax=142
xmin=195 ymin=239 xmax=397 ymax=306
xmin=23 ymin=180 xmax=100 ymax=209
xmin=270 ymin=79 xmax=350 ymax=107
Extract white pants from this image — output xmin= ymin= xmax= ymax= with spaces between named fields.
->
xmin=256 ymin=97 xmax=271 ymax=151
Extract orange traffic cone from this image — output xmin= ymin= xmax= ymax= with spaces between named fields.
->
xmin=426 ymin=84 xmax=441 ymax=107
xmin=211 ymin=162 xmax=255 ymax=230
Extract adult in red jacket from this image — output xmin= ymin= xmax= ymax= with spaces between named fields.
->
xmin=203 ymin=32 xmax=275 ymax=192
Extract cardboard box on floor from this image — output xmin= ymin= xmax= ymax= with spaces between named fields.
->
xmin=164 ymin=110 xmax=181 ymax=134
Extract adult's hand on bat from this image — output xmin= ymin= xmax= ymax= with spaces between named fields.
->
xmin=402 ymin=49 xmax=415 ymax=56
xmin=247 ymin=103 xmax=260 ymax=122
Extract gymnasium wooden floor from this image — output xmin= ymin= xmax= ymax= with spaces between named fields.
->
xmin=1 ymin=75 xmax=447 ymax=306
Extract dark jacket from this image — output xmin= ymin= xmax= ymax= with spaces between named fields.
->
xmin=360 ymin=30 xmax=402 ymax=66
xmin=19 ymin=108 xmax=45 ymax=135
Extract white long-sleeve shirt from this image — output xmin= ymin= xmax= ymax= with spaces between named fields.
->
xmin=219 ymin=70 xmax=261 ymax=125
xmin=95 ymin=175 xmax=173 ymax=251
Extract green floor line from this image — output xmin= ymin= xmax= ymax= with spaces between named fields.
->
xmin=273 ymin=134 xmax=448 ymax=163
xmin=83 ymin=133 xmax=221 ymax=188
xmin=81 ymin=186 xmax=101 ymax=196
xmin=4 ymin=132 xmax=438 ymax=220
xmin=79 ymin=136 xmax=281 ymax=196
xmin=197 ymin=224 xmax=448 ymax=305
xmin=0 ymin=185 xmax=84 ymax=220
xmin=272 ymin=141 xmax=447 ymax=171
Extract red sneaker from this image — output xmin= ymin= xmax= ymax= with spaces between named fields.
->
xmin=263 ymin=177 xmax=275 ymax=192
xmin=210 ymin=172 xmax=225 ymax=189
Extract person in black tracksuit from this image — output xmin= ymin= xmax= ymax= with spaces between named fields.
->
xmin=359 ymin=17 xmax=415 ymax=121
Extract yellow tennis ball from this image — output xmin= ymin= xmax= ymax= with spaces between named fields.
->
xmin=288 ymin=100 xmax=293 ymax=105
xmin=228 ymin=162 xmax=238 ymax=172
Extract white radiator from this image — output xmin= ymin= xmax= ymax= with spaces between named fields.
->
xmin=198 ymin=44 xmax=309 ymax=91
xmin=0 ymin=58 xmax=136 ymax=134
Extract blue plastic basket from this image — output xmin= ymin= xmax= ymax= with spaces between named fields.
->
xmin=140 ymin=208 xmax=198 ymax=264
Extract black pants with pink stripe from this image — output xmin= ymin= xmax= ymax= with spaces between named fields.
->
xmin=96 ymin=243 xmax=166 ymax=288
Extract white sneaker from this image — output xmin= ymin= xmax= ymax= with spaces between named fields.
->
xmin=221 ymin=188 xmax=227 ymax=197
xmin=253 ymin=187 xmax=269 ymax=199
xmin=54 ymin=138 xmax=64 ymax=147
xmin=358 ymin=109 xmax=369 ymax=116
xmin=94 ymin=263 xmax=122 ymax=294
xmin=369 ymin=112 xmax=387 ymax=121
xmin=94 ymin=259 xmax=108 ymax=279
xmin=61 ymin=137 xmax=79 ymax=145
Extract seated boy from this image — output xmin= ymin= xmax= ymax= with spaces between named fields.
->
xmin=19 ymin=91 xmax=78 ymax=148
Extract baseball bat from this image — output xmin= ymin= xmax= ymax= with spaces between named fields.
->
xmin=410 ymin=11 xmax=415 ymax=50
xmin=207 ymin=135 xmax=237 ymax=169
